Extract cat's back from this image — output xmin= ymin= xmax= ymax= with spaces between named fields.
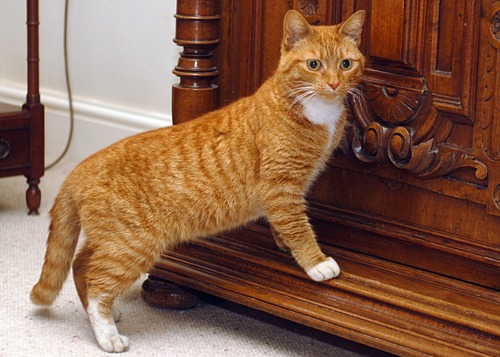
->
xmin=60 ymin=100 xmax=264 ymax=230
xmin=68 ymin=103 xmax=254 ymax=181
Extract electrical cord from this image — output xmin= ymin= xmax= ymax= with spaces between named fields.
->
xmin=45 ymin=0 xmax=74 ymax=169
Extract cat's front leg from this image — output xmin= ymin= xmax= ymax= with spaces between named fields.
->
xmin=306 ymin=257 xmax=341 ymax=282
xmin=264 ymin=197 xmax=340 ymax=281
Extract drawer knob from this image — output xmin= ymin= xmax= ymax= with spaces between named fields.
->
xmin=0 ymin=138 xmax=10 ymax=159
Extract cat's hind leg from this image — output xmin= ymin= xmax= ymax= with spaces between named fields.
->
xmin=72 ymin=242 xmax=142 ymax=352
xmin=87 ymin=295 xmax=129 ymax=353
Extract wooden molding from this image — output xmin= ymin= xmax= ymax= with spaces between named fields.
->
xmin=149 ymin=227 xmax=500 ymax=357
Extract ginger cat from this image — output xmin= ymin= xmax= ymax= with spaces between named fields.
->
xmin=31 ymin=9 xmax=365 ymax=352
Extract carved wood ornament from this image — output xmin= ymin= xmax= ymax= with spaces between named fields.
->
xmin=347 ymin=89 xmax=489 ymax=180
xmin=287 ymin=0 xmax=320 ymax=24
xmin=345 ymin=1 xmax=490 ymax=182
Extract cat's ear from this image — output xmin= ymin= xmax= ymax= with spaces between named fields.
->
xmin=339 ymin=10 xmax=366 ymax=46
xmin=282 ymin=10 xmax=312 ymax=51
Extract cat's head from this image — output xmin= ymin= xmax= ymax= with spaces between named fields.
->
xmin=279 ymin=10 xmax=366 ymax=103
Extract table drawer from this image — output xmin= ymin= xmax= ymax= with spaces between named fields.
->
xmin=0 ymin=128 xmax=31 ymax=169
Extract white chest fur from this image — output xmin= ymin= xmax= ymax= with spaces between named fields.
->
xmin=301 ymin=96 xmax=345 ymax=144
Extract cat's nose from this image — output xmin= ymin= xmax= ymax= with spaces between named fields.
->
xmin=328 ymin=81 xmax=340 ymax=91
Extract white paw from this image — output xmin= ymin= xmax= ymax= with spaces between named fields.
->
xmin=306 ymin=257 xmax=340 ymax=282
xmin=97 ymin=333 xmax=130 ymax=353
xmin=88 ymin=298 xmax=129 ymax=352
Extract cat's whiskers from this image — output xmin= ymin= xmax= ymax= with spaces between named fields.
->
xmin=284 ymin=83 xmax=319 ymax=113
xmin=345 ymin=85 xmax=364 ymax=105
xmin=286 ymin=89 xmax=312 ymax=100
xmin=346 ymin=84 xmax=363 ymax=97
xmin=289 ymin=90 xmax=317 ymax=113
xmin=285 ymin=84 xmax=314 ymax=98
xmin=295 ymin=90 xmax=316 ymax=102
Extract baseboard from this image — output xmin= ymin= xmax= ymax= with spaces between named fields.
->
xmin=0 ymin=83 xmax=171 ymax=163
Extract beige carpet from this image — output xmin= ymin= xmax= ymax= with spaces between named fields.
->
xmin=0 ymin=159 xmax=391 ymax=357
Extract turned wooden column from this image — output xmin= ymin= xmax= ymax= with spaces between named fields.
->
xmin=24 ymin=0 xmax=44 ymax=215
xmin=171 ymin=0 xmax=220 ymax=124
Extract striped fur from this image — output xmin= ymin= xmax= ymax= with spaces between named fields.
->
xmin=30 ymin=10 xmax=365 ymax=352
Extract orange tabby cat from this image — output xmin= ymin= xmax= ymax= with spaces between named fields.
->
xmin=31 ymin=10 xmax=365 ymax=352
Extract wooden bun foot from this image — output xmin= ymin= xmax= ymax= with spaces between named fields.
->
xmin=141 ymin=275 xmax=198 ymax=310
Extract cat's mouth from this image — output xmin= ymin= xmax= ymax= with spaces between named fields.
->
xmin=319 ymin=89 xmax=342 ymax=100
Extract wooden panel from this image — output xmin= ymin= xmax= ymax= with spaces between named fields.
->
xmin=218 ymin=0 xmax=337 ymax=104
xmin=362 ymin=0 xmax=425 ymax=71
xmin=261 ymin=1 xmax=288 ymax=81
xmin=426 ymin=0 xmax=477 ymax=118
xmin=217 ymin=0 xmax=255 ymax=104
xmin=369 ymin=1 xmax=405 ymax=61
xmin=481 ymin=45 xmax=500 ymax=160
xmin=310 ymin=168 xmax=500 ymax=288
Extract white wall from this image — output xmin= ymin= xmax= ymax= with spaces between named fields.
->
xmin=0 ymin=0 xmax=178 ymax=163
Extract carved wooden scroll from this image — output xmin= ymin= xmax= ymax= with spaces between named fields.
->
xmin=347 ymin=87 xmax=489 ymax=180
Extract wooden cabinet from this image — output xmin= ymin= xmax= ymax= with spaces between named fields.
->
xmin=142 ymin=1 xmax=500 ymax=355
xmin=0 ymin=0 xmax=44 ymax=214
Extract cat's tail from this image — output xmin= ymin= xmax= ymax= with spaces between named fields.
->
xmin=30 ymin=188 xmax=81 ymax=306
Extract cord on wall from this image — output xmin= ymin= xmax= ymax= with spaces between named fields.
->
xmin=45 ymin=0 xmax=74 ymax=170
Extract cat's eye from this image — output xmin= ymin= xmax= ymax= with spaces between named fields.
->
xmin=307 ymin=59 xmax=322 ymax=71
xmin=340 ymin=59 xmax=352 ymax=70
